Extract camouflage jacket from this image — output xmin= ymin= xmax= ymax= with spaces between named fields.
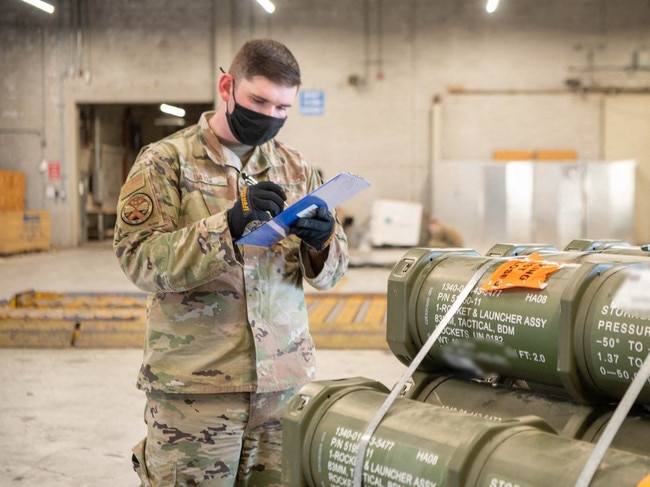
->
xmin=114 ymin=112 xmax=349 ymax=394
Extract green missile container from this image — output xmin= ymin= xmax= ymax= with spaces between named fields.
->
xmin=563 ymin=239 xmax=633 ymax=252
xmin=486 ymin=239 xmax=650 ymax=264
xmin=403 ymin=372 xmax=650 ymax=457
xmin=485 ymin=243 xmax=559 ymax=257
xmin=386 ymin=249 xmax=650 ymax=404
xmin=282 ymin=377 xmax=650 ymax=487
xmin=403 ymin=372 xmax=604 ymax=439
xmin=386 ymin=248 xmax=480 ymax=366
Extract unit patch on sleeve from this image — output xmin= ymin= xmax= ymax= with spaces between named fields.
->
xmin=121 ymin=193 xmax=154 ymax=225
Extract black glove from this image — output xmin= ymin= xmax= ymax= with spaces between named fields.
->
xmin=290 ymin=206 xmax=336 ymax=250
xmin=228 ymin=181 xmax=287 ymax=239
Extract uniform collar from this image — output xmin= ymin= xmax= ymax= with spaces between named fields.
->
xmin=198 ymin=111 xmax=280 ymax=178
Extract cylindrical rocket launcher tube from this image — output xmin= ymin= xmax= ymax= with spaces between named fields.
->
xmin=487 ymin=240 xmax=650 ymax=264
xmin=386 ymin=248 xmax=650 ymax=404
xmin=404 ymin=372 xmax=650 ymax=457
xmin=282 ymin=378 xmax=650 ymax=487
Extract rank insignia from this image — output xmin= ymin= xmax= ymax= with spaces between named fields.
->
xmin=121 ymin=193 xmax=153 ymax=225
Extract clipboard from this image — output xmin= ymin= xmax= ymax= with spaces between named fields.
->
xmin=236 ymin=172 xmax=371 ymax=247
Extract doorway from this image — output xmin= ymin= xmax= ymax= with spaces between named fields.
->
xmin=77 ymin=102 xmax=212 ymax=241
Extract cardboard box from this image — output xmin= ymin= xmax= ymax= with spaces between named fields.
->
xmin=0 ymin=170 xmax=26 ymax=211
xmin=0 ymin=211 xmax=51 ymax=254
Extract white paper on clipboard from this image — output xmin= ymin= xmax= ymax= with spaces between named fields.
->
xmin=236 ymin=172 xmax=370 ymax=247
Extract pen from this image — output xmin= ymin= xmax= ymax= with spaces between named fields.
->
xmin=241 ymin=172 xmax=258 ymax=186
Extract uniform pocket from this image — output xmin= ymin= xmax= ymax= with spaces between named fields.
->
xmin=131 ymin=437 xmax=153 ymax=487
xmin=181 ymin=168 xmax=231 ymax=218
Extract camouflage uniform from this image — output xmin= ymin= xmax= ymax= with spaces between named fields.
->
xmin=133 ymin=387 xmax=299 ymax=486
xmin=114 ymin=111 xmax=348 ymax=486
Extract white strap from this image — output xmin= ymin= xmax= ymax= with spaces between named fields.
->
xmin=352 ymin=259 xmax=496 ymax=487
xmin=574 ymin=349 xmax=650 ymax=487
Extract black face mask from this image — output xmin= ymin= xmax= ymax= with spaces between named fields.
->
xmin=226 ymin=82 xmax=286 ymax=146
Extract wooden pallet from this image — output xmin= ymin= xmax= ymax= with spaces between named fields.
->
xmin=0 ymin=291 xmax=388 ymax=349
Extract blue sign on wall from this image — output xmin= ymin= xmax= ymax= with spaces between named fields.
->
xmin=300 ymin=89 xmax=325 ymax=116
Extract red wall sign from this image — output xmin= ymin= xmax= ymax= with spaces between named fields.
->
xmin=48 ymin=161 xmax=61 ymax=181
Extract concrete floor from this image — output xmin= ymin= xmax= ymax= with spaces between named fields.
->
xmin=0 ymin=242 xmax=408 ymax=486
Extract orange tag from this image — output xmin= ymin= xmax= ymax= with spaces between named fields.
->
xmin=637 ymin=474 xmax=650 ymax=487
xmin=481 ymin=253 xmax=564 ymax=292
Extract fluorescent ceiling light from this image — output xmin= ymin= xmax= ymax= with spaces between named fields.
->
xmin=256 ymin=0 xmax=276 ymax=14
xmin=20 ymin=0 xmax=55 ymax=14
xmin=486 ymin=0 xmax=499 ymax=13
xmin=160 ymin=103 xmax=186 ymax=118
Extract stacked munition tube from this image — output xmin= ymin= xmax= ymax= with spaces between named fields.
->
xmin=402 ymin=372 xmax=650 ymax=457
xmin=282 ymin=378 xmax=650 ymax=487
xmin=386 ymin=247 xmax=650 ymax=404
xmin=283 ymin=242 xmax=650 ymax=487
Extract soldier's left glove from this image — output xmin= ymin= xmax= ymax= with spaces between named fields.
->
xmin=290 ymin=206 xmax=336 ymax=251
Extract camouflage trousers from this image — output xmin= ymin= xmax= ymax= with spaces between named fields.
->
xmin=132 ymin=388 xmax=301 ymax=487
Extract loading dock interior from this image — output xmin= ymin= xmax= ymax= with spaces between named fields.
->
xmin=3 ymin=1 xmax=650 ymax=486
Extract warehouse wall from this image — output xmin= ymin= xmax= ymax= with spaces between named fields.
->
xmin=1 ymin=0 xmax=650 ymax=248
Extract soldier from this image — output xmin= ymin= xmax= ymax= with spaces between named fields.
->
xmin=114 ymin=39 xmax=348 ymax=486
xmin=426 ymin=218 xmax=464 ymax=248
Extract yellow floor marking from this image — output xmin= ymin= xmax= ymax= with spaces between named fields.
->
xmin=307 ymin=296 xmax=340 ymax=324
xmin=1 ymin=292 xmax=387 ymax=349
xmin=363 ymin=296 xmax=387 ymax=325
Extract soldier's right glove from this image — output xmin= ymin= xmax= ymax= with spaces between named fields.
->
xmin=289 ymin=206 xmax=336 ymax=251
xmin=227 ymin=181 xmax=287 ymax=239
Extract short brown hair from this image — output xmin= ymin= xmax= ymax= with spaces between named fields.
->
xmin=228 ymin=39 xmax=301 ymax=88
